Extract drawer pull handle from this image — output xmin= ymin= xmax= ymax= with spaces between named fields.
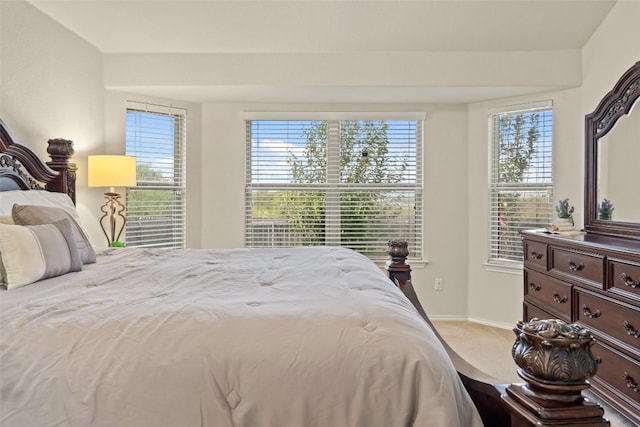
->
xmin=530 ymin=251 xmax=543 ymax=260
xmin=623 ymin=321 xmax=640 ymax=339
xmin=621 ymin=273 xmax=640 ymax=288
xmin=528 ymin=282 xmax=541 ymax=292
xmin=594 ymin=356 xmax=602 ymax=364
xmin=582 ymin=304 xmax=601 ymax=319
xmin=552 ymin=291 xmax=568 ymax=304
xmin=568 ymin=260 xmax=584 ymax=271
xmin=623 ymin=372 xmax=640 ymax=393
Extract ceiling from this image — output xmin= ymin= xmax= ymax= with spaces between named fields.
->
xmin=27 ymin=0 xmax=617 ymax=104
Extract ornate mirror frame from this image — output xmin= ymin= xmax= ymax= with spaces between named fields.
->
xmin=584 ymin=60 xmax=640 ymax=240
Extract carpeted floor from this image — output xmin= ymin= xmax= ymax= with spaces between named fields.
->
xmin=431 ymin=321 xmax=635 ymax=427
xmin=432 ymin=321 xmax=520 ymax=383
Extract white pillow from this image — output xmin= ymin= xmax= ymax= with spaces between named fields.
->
xmin=0 ymin=189 xmax=93 ymax=244
xmin=0 ymin=220 xmax=83 ymax=290
xmin=0 ymin=189 xmax=79 ymax=219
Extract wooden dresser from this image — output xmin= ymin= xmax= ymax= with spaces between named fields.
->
xmin=521 ymin=229 xmax=640 ymax=425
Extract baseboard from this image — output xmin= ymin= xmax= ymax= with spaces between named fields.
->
xmin=467 ymin=317 xmax=514 ymax=331
xmin=430 ymin=315 xmax=514 ymax=331
xmin=428 ymin=315 xmax=468 ymax=322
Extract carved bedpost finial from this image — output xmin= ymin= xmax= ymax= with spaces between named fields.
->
xmin=386 ymin=239 xmax=409 ymax=265
xmin=46 ymin=138 xmax=77 ymax=205
xmin=385 ymin=239 xmax=411 ymax=290
xmin=502 ymin=318 xmax=609 ymax=426
xmin=47 ymin=138 xmax=75 ymax=163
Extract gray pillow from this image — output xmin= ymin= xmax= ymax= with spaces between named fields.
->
xmin=0 ymin=219 xmax=82 ymax=290
xmin=12 ymin=204 xmax=96 ymax=264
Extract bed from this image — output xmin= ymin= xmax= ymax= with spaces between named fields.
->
xmin=0 ymin=118 xmax=609 ymax=426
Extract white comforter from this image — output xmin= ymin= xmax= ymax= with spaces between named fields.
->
xmin=0 ymin=247 xmax=482 ymax=427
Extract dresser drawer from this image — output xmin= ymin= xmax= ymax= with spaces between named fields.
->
xmin=590 ymin=341 xmax=640 ymax=420
xmin=524 ymin=270 xmax=571 ymax=321
xmin=574 ymin=288 xmax=640 ymax=356
xmin=523 ymin=239 xmax=547 ymax=271
xmin=550 ymin=246 xmax=604 ymax=288
xmin=523 ymin=301 xmax=561 ymax=322
xmin=609 ymin=258 xmax=640 ymax=302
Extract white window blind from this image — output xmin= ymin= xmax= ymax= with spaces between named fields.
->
xmin=489 ymin=102 xmax=553 ymax=264
xmin=246 ymin=118 xmax=423 ymax=261
xmin=125 ymin=102 xmax=186 ymax=248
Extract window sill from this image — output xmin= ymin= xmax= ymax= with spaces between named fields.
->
xmin=483 ymin=261 xmax=523 ymax=275
xmin=407 ymin=258 xmax=428 ymax=269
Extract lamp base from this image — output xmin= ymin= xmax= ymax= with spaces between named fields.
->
xmin=99 ymin=192 xmax=127 ymax=246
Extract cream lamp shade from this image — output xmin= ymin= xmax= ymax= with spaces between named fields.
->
xmin=88 ymin=155 xmax=137 ymax=188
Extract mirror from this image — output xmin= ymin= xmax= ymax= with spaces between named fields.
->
xmin=585 ymin=60 xmax=640 ymax=239
xmin=597 ymin=102 xmax=640 ymax=222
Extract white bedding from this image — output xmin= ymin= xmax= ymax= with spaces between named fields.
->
xmin=0 ymin=246 xmax=482 ymax=427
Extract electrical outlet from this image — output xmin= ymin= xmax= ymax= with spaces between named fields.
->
xmin=435 ymin=278 xmax=444 ymax=291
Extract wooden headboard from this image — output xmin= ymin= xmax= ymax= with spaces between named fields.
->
xmin=0 ymin=119 xmax=77 ymax=203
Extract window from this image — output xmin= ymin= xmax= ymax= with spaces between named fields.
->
xmin=489 ymin=102 xmax=553 ymax=264
xmin=245 ymin=116 xmax=423 ymax=261
xmin=125 ymin=102 xmax=186 ymax=248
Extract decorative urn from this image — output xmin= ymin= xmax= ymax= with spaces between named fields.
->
xmin=512 ymin=318 xmax=598 ymax=383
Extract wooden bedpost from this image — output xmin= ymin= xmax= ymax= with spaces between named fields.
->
xmin=385 ymin=239 xmax=429 ymax=320
xmin=46 ymin=138 xmax=77 ymax=204
xmin=503 ymin=319 xmax=609 ymax=426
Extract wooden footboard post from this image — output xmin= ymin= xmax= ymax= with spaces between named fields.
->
xmin=503 ymin=319 xmax=609 ymax=426
xmin=384 ymin=239 xmax=429 ymax=320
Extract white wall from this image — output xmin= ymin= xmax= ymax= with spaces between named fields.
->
xmin=0 ymin=0 xmax=105 ymax=244
xmin=581 ymin=2 xmax=640 ymax=113
xmin=466 ymin=88 xmax=583 ymax=327
xmin=465 ymin=0 xmax=640 ymax=327
xmin=0 ymin=2 xmax=204 ymax=248
xmin=580 ymin=1 xmax=640 ymax=225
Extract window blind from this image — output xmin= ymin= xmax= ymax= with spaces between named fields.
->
xmin=246 ymin=119 xmax=422 ymax=261
xmin=125 ymin=102 xmax=186 ymax=248
xmin=489 ymin=102 xmax=553 ymax=264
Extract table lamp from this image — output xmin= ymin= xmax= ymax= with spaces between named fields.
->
xmin=88 ymin=155 xmax=137 ymax=246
